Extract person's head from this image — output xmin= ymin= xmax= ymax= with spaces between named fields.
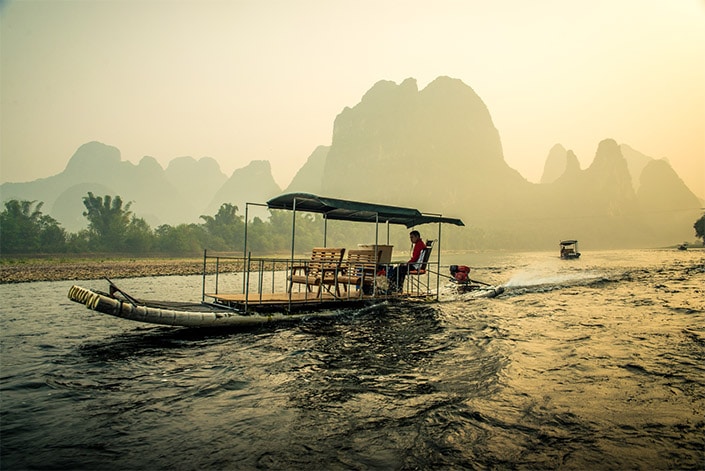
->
xmin=409 ymin=230 xmax=421 ymax=243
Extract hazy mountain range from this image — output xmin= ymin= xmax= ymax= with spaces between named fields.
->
xmin=1 ymin=76 xmax=701 ymax=249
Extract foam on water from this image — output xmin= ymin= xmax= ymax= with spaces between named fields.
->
xmin=504 ymin=270 xmax=602 ymax=288
xmin=502 ymin=261 xmax=603 ymax=289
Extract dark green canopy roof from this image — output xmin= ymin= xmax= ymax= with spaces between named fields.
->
xmin=266 ymin=193 xmax=464 ymax=228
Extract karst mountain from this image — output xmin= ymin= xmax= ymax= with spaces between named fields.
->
xmin=1 ymin=76 xmax=701 ymax=249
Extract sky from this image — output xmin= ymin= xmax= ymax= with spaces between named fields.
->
xmin=1 ymin=0 xmax=704 ymax=198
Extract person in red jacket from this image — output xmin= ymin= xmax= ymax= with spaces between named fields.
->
xmin=387 ymin=230 xmax=426 ymax=293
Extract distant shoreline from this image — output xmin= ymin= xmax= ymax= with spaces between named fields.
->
xmin=0 ymin=257 xmax=209 ymax=284
xmin=2 ymin=246 xmax=702 ymax=283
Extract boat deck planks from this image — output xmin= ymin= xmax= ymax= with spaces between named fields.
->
xmin=206 ymin=290 xmax=424 ymax=309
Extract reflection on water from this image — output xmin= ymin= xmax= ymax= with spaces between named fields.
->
xmin=1 ymin=250 xmax=703 ymax=470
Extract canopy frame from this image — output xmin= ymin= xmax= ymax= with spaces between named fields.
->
xmin=236 ymin=193 xmax=465 ymax=303
xmin=265 ymin=193 xmax=464 ymax=228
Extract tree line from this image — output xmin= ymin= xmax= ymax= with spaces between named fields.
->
xmin=0 ymin=192 xmax=410 ymax=256
xmin=2 ymin=193 xmax=704 ymax=256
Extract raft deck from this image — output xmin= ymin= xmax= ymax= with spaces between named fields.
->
xmin=204 ymin=289 xmax=429 ymax=312
xmin=199 ymin=193 xmax=465 ymax=314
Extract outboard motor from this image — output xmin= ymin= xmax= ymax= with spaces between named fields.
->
xmin=449 ymin=265 xmax=471 ymax=282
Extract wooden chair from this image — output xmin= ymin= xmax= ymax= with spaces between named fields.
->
xmin=335 ymin=249 xmax=379 ymax=297
xmin=288 ymin=247 xmax=346 ymax=297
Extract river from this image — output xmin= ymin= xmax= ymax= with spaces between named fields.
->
xmin=1 ymin=249 xmax=703 ymax=470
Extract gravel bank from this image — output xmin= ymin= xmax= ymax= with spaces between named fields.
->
xmin=0 ymin=258 xmax=230 ymax=284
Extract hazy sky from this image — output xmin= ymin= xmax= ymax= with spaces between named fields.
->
xmin=1 ymin=0 xmax=703 ymax=198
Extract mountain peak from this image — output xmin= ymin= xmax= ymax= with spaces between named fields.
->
xmin=541 ymin=145 xmax=581 ymax=183
xmin=590 ymin=138 xmax=622 ymax=168
xmin=564 ymin=150 xmax=581 ymax=175
xmin=64 ymin=141 xmax=122 ymax=176
xmin=166 ymin=156 xmax=223 ymax=175
xmin=137 ymin=156 xmax=163 ymax=174
xmin=638 ymin=159 xmax=700 ymax=208
xmin=541 ymin=144 xmax=568 ymax=183
xmin=360 ymin=78 xmax=418 ymax=105
xmin=233 ymin=160 xmax=273 ymax=178
xmin=205 ymin=160 xmax=281 ymax=216
xmin=324 ymin=76 xmax=514 ymax=205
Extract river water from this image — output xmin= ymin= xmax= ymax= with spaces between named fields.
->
xmin=1 ymin=249 xmax=703 ymax=470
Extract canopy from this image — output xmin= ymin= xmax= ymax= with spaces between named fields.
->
xmin=266 ymin=193 xmax=464 ymax=228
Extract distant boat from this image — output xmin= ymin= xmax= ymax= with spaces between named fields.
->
xmin=677 ymin=243 xmax=688 ymax=251
xmin=560 ymin=240 xmax=581 ymax=259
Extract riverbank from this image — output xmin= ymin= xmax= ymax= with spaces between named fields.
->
xmin=3 ymin=246 xmax=702 ymax=283
xmin=0 ymin=258 xmax=211 ymax=283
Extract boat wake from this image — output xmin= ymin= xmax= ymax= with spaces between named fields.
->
xmin=440 ymin=265 xmax=611 ymax=301
xmin=503 ymin=270 xmax=604 ymax=289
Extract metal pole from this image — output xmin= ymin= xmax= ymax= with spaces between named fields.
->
xmin=289 ymin=198 xmax=297 ymax=310
xmin=244 ymin=203 xmax=249 ymax=259
xmin=201 ymin=249 xmax=207 ymax=303
xmin=436 ymin=222 xmax=442 ymax=299
xmin=243 ymin=203 xmax=249 ymax=294
xmin=291 ymin=198 xmax=297 ymax=264
xmin=244 ymin=251 xmax=251 ymax=313
xmin=374 ymin=214 xmax=379 ymax=247
xmin=215 ymin=256 xmax=220 ymax=294
xmin=374 ymin=213 xmax=380 ymax=290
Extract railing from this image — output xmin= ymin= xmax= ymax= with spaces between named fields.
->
xmin=201 ymin=251 xmax=296 ymax=310
xmin=200 ymin=250 xmax=441 ymax=313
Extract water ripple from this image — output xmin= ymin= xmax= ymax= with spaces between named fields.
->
xmin=1 ymin=250 xmax=704 ymax=470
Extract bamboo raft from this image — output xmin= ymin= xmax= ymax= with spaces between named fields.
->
xmin=67 ymin=192 xmax=465 ymax=328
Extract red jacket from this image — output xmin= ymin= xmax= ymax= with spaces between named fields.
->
xmin=408 ymin=239 xmax=427 ymax=264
